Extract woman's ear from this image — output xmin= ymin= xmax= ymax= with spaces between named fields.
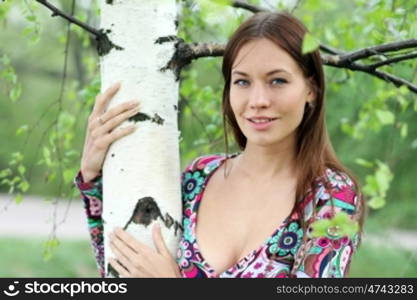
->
xmin=306 ymin=76 xmax=317 ymax=105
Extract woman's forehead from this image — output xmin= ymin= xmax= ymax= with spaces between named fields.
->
xmin=231 ymin=38 xmax=301 ymax=76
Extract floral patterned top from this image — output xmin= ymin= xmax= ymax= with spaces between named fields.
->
xmin=74 ymin=153 xmax=361 ymax=278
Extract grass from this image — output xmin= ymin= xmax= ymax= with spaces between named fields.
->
xmin=0 ymin=236 xmax=416 ymax=277
xmin=0 ymin=238 xmax=98 ymax=277
xmin=349 ymin=243 xmax=417 ymax=277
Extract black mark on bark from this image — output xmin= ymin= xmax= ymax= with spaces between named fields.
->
xmin=129 ymin=112 xmax=165 ymax=125
xmin=123 ymin=196 xmax=183 ymax=234
xmin=124 ymin=197 xmax=162 ymax=229
xmin=155 ymin=35 xmax=177 ymax=44
xmin=156 ymin=36 xmax=194 ymax=81
xmin=107 ymin=260 xmax=129 ymax=278
xmin=96 ymin=28 xmax=124 ymax=56
xmin=109 ymin=196 xmax=183 ymax=277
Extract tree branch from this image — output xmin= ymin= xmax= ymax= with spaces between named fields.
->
xmin=338 ymin=39 xmax=417 ymax=63
xmin=224 ymin=0 xmax=417 ymax=93
xmin=323 ymin=58 xmax=417 ymax=93
xmin=178 ymin=41 xmax=417 ymax=94
xmin=368 ymin=52 xmax=417 ymax=69
xmin=319 ymin=44 xmax=345 ymax=55
xmin=35 ymin=0 xmax=100 ymax=37
xmin=35 ymin=0 xmax=123 ymax=56
xmin=231 ymin=1 xmax=268 ymax=13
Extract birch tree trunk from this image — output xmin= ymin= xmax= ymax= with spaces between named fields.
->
xmin=99 ymin=0 xmax=182 ymax=278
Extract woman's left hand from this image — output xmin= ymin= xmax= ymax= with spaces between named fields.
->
xmin=108 ymin=223 xmax=181 ymax=278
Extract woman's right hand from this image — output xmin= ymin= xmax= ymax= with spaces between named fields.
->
xmin=80 ymin=82 xmax=141 ymax=182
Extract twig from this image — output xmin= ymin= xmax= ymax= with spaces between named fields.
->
xmin=338 ymin=39 xmax=417 ymax=63
xmin=368 ymin=52 xmax=417 ymax=69
xmin=35 ymin=0 xmax=100 ymax=38
xmin=231 ymin=1 xmax=268 ymax=13
xmin=291 ymin=0 xmax=303 ymax=13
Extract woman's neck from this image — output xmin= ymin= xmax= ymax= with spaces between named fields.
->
xmin=232 ymin=140 xmax=297 ymax=182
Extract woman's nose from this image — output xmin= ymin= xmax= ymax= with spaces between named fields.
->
xmin=249 ymin=84 xmax=271 ymax=109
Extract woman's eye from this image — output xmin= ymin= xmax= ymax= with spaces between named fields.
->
xmin=271 ymin=78 xmax=287 ymax=85
xmin=233 ymin=78 xmax=287 ymax=86
xmin=233 ymin=79 xmax=248 ymax=86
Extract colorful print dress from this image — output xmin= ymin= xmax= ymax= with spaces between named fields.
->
xmin=74 ymin=153 xmax=361 ymax=278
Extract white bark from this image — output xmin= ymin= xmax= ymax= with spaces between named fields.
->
xmin=100 ymin=0 xmax=182 ymax=277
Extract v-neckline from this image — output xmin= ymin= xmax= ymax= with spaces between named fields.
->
xmin=191 ymin=153 xmax=294 ymax=277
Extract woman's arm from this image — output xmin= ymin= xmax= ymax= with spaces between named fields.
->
xmin=291 ymin=171 xmax=362 ymax=278
xmin=74 ymin=82 xmax=141 ymax=277
xmin=74 ymin=170 xmax=105 ymax=278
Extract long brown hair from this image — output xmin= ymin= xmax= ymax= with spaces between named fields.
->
xmin=221 ymin=11 xmax=365 ymax=273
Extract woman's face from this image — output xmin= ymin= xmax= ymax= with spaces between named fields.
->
xmin=229 ymin=38 xmax=315 ymax=149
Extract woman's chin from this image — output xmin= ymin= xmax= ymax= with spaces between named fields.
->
xmin=246 ymin=136 xmax=279 ymax=148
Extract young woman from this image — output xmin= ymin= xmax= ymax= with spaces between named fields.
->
xmin=75 ymin=11 xmax=365 ymax=278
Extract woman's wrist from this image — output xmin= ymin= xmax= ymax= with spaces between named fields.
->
xmin=81 ymin=168 xmax=101 ymax=183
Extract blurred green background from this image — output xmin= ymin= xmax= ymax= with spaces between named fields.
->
xmin=0 ymin=0 xmax=416 ymax=277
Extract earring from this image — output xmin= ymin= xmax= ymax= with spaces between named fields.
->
xmin=306 ymin=101 xmax=315 ymax=109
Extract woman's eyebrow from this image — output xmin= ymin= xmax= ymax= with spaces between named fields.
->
xmin=231 ymin=69 xmax=291 ymax=76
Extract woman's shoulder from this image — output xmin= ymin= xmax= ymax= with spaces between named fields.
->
xmin=322 ymin=167 xmax=358 ymax=207
xmin=301 ymin=167 xmax=360 ymax=219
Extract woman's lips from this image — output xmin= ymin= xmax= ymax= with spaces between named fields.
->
xmin=247 ymin=118 xmax=277 ymax=130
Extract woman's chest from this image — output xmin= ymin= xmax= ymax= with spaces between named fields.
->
xmin=194 ymin=174 xmax=297 ymax=275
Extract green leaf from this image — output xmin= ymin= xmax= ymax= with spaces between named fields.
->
xmin=375 ymin=110 xmax=395 ymax=125
xmin=375 ymin=161 xmax=393 ymax=195
xmin=398 ymin=85 xmax=409 ymax=95
xmin=355 ymin=158 xmax=373 ymax=168
xmin=1 ymin=54 xmax=10 ymax=65
xmin=396 ymin=95 xmax=408 ymax=112
xmin=42 ymin=238 xmax=60 ymax=261
xmin=25 ymin=15 xmax=36 ymax=22
xmin=311 ymin=219 xmax=331 ymax=237
xmin=400 ymin=123 xmax=408 ymax=138
xmin=19 ymin=181 xmax=30 ymax=193
xmin=311 ymin=212 xmax=358 ymax=239
xmin=302 ymin=33 xmax=320 ymax=54
xmin=9 ymin=84 xmax=22 ymax=102
xmin=212 ymin=0 xmax=231 ymax=6
xmin=11 ymin=152 xmax=23 ymax=162
xmin=63 ymin=169 xmax=75 ymax=184
xmin=368 ymin=196 xmax=385 ymax=209
xmin=14 ymin=193 xmax=23 ymax=204
xmin=16 ymin=125 xmax=29 ymax=136
xmin=18 ymin=165 xmax=26 ymax=176
xmin=0 ymin=168 xmax=12 ymax=178
xmin=1 ymin=178 xmax=10 ymax=185
xmin=43 ymin=147 xmax=52 ymax=166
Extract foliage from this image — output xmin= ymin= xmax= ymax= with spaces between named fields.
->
xmin=0 ymin=0 xmax=416 ymax=264
xmin=311 ymin=211 xmax=359 ymax=239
